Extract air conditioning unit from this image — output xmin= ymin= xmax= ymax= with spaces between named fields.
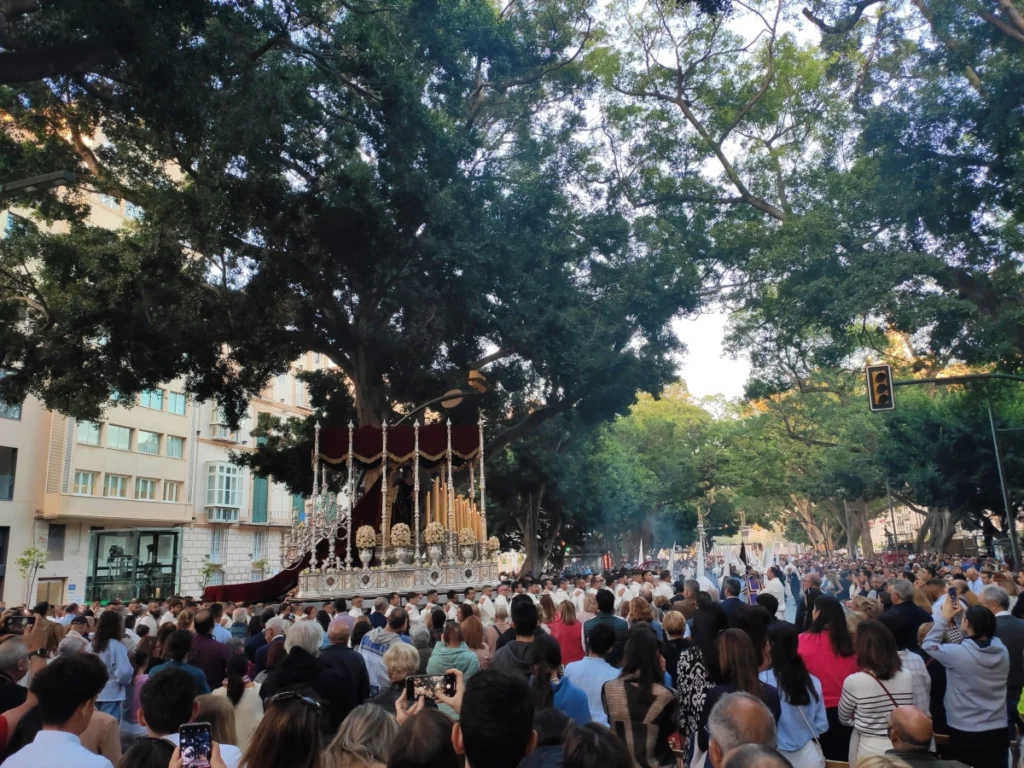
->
xmin=207 ymin=507 xmax=240 ymax=524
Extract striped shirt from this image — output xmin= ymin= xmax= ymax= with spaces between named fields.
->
xmin=838 ymin=669 xmax=915 ymax=738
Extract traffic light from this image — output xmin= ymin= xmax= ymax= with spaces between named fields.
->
xmin=866 ymin=364 xmax=895 ymax=412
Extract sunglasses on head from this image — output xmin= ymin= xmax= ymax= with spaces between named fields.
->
xmin=267 ymin=691 xmax=321 ymax=710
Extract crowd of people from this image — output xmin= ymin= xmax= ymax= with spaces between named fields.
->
xmin=0 ymin=551 xmax=1018 ymax=768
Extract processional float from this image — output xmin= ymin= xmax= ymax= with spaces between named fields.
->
xmin=202 ymin=418 xmax=499 ymax=603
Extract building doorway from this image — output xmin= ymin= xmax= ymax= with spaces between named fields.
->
xmin=36 ymin=577 xmax=65 ymax=606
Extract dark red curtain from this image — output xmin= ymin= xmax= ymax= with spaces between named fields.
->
xmin=319 ymin=424 xmax=480 ymax=466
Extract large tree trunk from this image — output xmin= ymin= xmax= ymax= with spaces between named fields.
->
xmin=854 ymin=498 xmax=875 ymax=559
xmin=517 ymin=486 xmax=549 ymax=576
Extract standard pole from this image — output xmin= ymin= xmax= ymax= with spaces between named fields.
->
xmin=988 ymin=403 xmax=1021 ymax=568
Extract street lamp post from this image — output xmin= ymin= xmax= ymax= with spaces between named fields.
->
xmin=0 ymin=170 xmax=76 ymax=199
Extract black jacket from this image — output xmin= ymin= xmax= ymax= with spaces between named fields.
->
xmin=885 ymin=601 xmax=933 ymax=650
xmin=996 ymin=613 xmax=1024 ymax=704
xmin=259 ymin=647 xmax=357 ymax=741
xmin=320 ymin=642 xmax=371 ymax=705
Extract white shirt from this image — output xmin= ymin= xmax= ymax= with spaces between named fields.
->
xmin=162 ymin=732 xmax=242 ymax=768
xmin=762 ymin=577 xmax=787 ymax=621
xmin=478 ymin=596 xmax=495 ymax=628
xmin=348 ymin=607 xmax=365 ymax=619
xmin=552 ymin=589 xmax=570 ymax=606
xmin=406 ymin=604 xmax=422 ymax=625
xmin=4 ymin=729 xmax=113 ymax=768
xmin=654 ymin=582 xmax=674 ymax=601
xmin=628 ymin=582 xmax=642 ymax=597
xmin=137 ymin=614 xmax=158 ymax=635
xmin=967 ymin=577 xmax=984 ymax=595
xmin=159 ymin=611 xmax=177 ymax=626
xmin=528 ymin=592 xmax=540 ymax=606
xmin=446 ymin=602 xmax=461 ymax=622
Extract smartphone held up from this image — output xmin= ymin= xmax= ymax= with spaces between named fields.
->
xmin=405 ymin=673 xmax=457 ymax=702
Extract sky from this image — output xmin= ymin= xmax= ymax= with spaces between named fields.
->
xmin=673 ymin=311 xmax=751 ymax=400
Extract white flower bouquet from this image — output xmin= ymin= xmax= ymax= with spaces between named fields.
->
xmin=355 ymin=525 xmax=377 ymax=549
xmin=459 ymin=527 xmax=477 ymax=546
xmin=390 ymin=523 xmax=412 ymax=547
xmin=423 ymin=522 xmax=445 ymax=545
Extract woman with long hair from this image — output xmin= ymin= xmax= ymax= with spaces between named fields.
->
xmin=579 ymin=592 xmax=598 ymax=624
xmin=90 ymin=610 xmax=134 ymax=721
xmin=690 ymin=599 xmax=729 ymax=684
xmin=538 ymin=594 xmax=557 ymax=627
xmin=253 ymin=640 xmax=287 ymax=685
xmin=388 ymin=709 xmax=459 ymax=768
xmin=838 ymin=620 xmax=915 ymax=764
xmin=669 ymin=609 xmax=711 ymax=751
xmin=761 ymin=622 xmax=828 ymax=768
xmin=800 ymin=587 xmax=821 ymax=632
xmin=324 ymin=703 xmax=398 ymax=768
xmin=213 ymin=652 xmax=263 ymax=751
xmin=696 ymin=629 xmax=782 ymax=758
xmin=460 ymin=615 xmax=491 ymax=670
xmin=41 ymin=621 xmax=65 ymax=660
xmin=797 ymin=594 xmax=858 ymax=761
xmin=528 ymin=636 xmax=590 ymax=724
xmin=147 ymin=624 xmax=175 ymax=673
xmin=602 ymin=625 xmax=678 ymax=767
xmin=922 ymin=602 xmax=1009 ymax=768
xmin=547 ymin=600 xmax=585 ymax=666
xmin=240 ymin=688 xmax=323 ymax=768
xmin=196 ymin=694 xmax=238 ymax=747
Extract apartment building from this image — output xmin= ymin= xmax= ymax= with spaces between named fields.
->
xmin=1 ymin=196 xmax=329 ymax=605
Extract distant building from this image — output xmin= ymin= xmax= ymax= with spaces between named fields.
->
xmin=1 ymin=195 xmax=328 ymax=604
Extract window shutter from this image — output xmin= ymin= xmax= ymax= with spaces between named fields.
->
xmin=252 ymin=434 xmax=268 ymax=523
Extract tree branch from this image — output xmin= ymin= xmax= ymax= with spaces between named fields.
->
xmin=801 ymin=0 xmax=883 ymax=34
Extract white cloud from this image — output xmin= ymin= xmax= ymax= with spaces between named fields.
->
xmin=673 ymin=312 xmax=750 ymax=400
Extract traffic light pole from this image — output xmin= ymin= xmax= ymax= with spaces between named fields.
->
xmin=891 ymin=373 xmax=1024 ymax=568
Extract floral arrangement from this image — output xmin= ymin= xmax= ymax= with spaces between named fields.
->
xmin=459 ymin=527 xmax=477 ymax=546
xmin=423 ymin=522 xmax=445 ymax=545
xmin=487 ymin=536 xmax=500 ymax=552
xmin=355 ymin=525 xmax=377 ymax=549
xmin=390 ymin=523 xmax=412 ymax=548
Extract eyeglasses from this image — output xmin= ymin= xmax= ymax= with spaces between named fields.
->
xmin=267 ymin=691 xmax=321 ymax=710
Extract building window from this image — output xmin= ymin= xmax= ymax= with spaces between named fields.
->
xmin=295 ymin=380 xmax=307 ymax=408
xmin=96 ymin=193 xmax=120 ymax=209
xmin=138 ymin=430 xmax=160 ymax=455
xmin=0 ymin=447 xmax=16 ymax=501
xmin=168 ymin=392 xmax=186 ymax=416
xmin=77 ymin=421 xmax=101 ymax=446
xmin=166 ymin=436 xmax=184 ymax=459
xmin=135 ymin=477 xmax=157 ymax=500
xmin=207 ymin=570 xmax=225 ymax=586
xmin=211 ymin=407 xmax=238 ymax=441
xmin=73 ymin=471 xmax=96 ymax=496
xmin=210 ymin=529 xmax=223 ymax=564
xmin=107 ymin=425 xmax=132 ymax=451
xmin=103 ymin=474 xmax=129 ymax=498
xmin=252 ymin=530 xmax=267 ymax=560
xmin=0 ymin=370 xmax=20 ymax=420
xmin=207 ymin=464 xmax=241 ymax=508
xmin=47 ymin=524 xmax=65 ymax=561
xmin=163 ymin=481 xmax=182 ymax=502
xmin=4 ymin=212 xmax=31 ymax=236
xmin=124 ymin=202 xmax=144 ymax=221
xmin=139 ymin=389 xmax=164 ymax=410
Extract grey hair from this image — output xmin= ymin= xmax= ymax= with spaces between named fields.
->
xmin=326 ymin=703 xmax=399 ymax=767
xmin=892 ymin=579 xmax=915 ymax=601
xmin=708 ymin=692 xmax=777 ymax=755
xmin=980 ymin=585 xmax=1010 ymax=611
xmin=232 ymin=607 xmax=248 ymax=623
xmin=225 ymin=637 xmax=245 ymax=655
xmin=265 ymin=617 xmax=290 ymax=636
xmin=410 ymin=625 xmax=430 ymax=649
xmin=0 ymin=637 xmax=27 ymax=673
xmin=285 ymin=618 xmax=323 ymax=657
xmin=58 ymin=633 xmax=88 ymax=657
xmin=374 ymin=596 xmax=389 ymax=611
xmin=719 ymin=744 xmax=792 ymax=768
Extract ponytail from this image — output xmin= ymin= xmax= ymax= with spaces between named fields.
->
xmin=528 ymin=638 xmax=561 ymax=711
xmin=225 ymin=654 xmax=249 ymax=706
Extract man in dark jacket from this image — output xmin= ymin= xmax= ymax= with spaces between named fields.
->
xmin=720 ymin=578 xmax=745 ymax=625
xmin=321 ymin=618 xmax=370 ymax=704
xmin=260 ymin=620 xmax=357 ymax=741
xmin=189 ymin=609 xmax=233 ymax=691
xmin=582 ymin=589 xmax=629 ymax=667
xmin=885 ymin=579 xmax=932 ymax=650
xmin=244 ymin=607 xmax=276 ymax=661
xmin=492 ymin=597 xmax=561 ymax=678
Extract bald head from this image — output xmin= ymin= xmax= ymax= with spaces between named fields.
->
xmin=888 ymin=706 xmax=933 ymax=752
xmin=722 ymin=745 xmax=793 ymax=768
xmin=327 ymin=618 xmax=351 ymax=646
xmin=708 ymin=693 xmax=777 ymax=768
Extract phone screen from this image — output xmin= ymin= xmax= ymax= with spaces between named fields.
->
xmin=948 ymin=587 xmax=959 ymax=606
xmin=406 ymin=674 xmax=456 ymax=701
xmin=2 ymin=616 xmax=31 ymax=634
xmin=179 ymin=723 xmax=213 ymax=768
